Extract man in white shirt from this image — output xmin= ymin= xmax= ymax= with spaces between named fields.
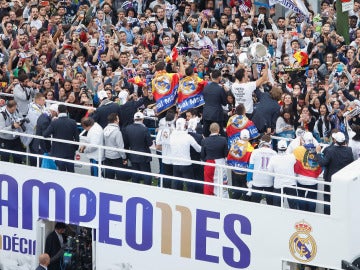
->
xmin=231 ymin=64 xmax=268 ymax=117
xmin=79 ymin=117 xmax=104 ymax=177
xmin=247 ymin=134 xmax=277 ymax=205
xmin=268 ymin=139 xmax=298 ymax=209
xmin=169 ymin=117 xmax=201 ymax=191
xmin=156 ymin=110 xmax=176 ymax=188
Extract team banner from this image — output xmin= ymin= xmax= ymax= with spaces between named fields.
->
xmin=152 ymin=71 xmax=180 ymax=114
xmin=177 ymin=75 xmax=206 ymax=113
xmin=227 ymin=139 xmax=254 ymax=172
xmin=226 ymin=115 xmax=258 ymax=172
xmin=269 ymin=0 xmax=309 ymax=17
xmin=226 ymin=115 xmax=259 ymax=148
xmin=0 ymin=159 xmax=356 ymax=269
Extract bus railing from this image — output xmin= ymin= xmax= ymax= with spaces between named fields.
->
xmin=0 ymin=129 xmax=332 ymax=214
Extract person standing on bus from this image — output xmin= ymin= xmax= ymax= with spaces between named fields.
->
xmin=247 ymin=134 xmax=277 ymax=205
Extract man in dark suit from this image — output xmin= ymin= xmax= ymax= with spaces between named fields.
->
xmin=316 ymin=131 xmax=354 ymax=214
xmin=201 ymin=123 xmax=228 ymax=196
xmin=202 ymin=69 xmax=227 ymax=137
xmin=91 ymin=90 xmax=122 ymax=128
xmin=36 ymin=253 xmax=50 ymax=270
xmin=119 ymin=90 xmax=149 ymax=129
xmin=123 ymin=112 xmax=153 ymax=185
xmin=43 ymin=105 xmax=79 ymax=172
xmin=31 ymin=104 xmax=58 ymax=155
xmin=45 ymin=222 xmax=67 ymax=270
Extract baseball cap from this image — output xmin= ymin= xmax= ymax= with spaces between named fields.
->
xmin=332 ymin=132 xmax=345 ymax=143
xmin=244 ymin=25 xmax=253 ymax=31
xmin=134 ymin=111 xmax=144 ymax=120
xmin=240 ymin=129 xmax=250 ymax=140
xmin=278 ymin=139 xmax=288 ymax=150
xmin=303 ymin=132 xmax=314 ymax=145
xmin=97 ymin=90 xmax=108 ymax=101
xmin=48 ymin=103 xmax=58 ymax=113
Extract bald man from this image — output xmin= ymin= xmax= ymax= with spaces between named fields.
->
xmin=36 ymin=253 xmax=50 ymax=270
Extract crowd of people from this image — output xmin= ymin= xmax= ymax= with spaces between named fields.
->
xmin=0 ymin=0 xmax=360 ymax=213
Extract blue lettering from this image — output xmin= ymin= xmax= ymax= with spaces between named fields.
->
xmin=12 ymin=234 xmax=19 ymax=252
xmin=69 ymin=188 xmax=96 ymax=225
xmin=3 ymin=235 xmax=11 ymax=250
xmin=223 ymin=214 xmax=251 ymax=268
xmin=22 ymin=180 xmax=66 ymax=230
xmin=0 ymin=175 xmax=18 ymax=228
xmin=195 ymin=209 xmax=220 ymax=263
xmin=98 ymin=193 xmax=122 ymax=246
xmin=20 ymin=238 xmax=28 ymax=254
xmin=126 ymin=197 xmax=153 ymax=251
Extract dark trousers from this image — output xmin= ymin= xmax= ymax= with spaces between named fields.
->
xmin=273 ymin=187 xmax=298 ymax=209
xmin=0 ymin=137 xmax=24 ymax=164
xmin=230 ymin=172 xmax=249 ymax=200
xmin=251 ymin=185 xmax=274 ymax=205
xmin=324 ymin=183 xmax=330 ymax=215
xmin=29 ymin=139 xmax=41 ymax=167
xmin=172 ymin=165 xmax=194 ymax=191
xmin=192 ymin=163 xmax=204 ymax=194
xmin=131 ymin=162 xmax=152 ymax=185
xmin=203 ymin=120 xmax=225 ymax=137
xmin=297 ymin=183 xmax=318 ymax=212
xmin=161 ymin=163 xmax=173 ymax=188
xmin=55 ymin=156 xmax=75 ymax=172
xmin=103 ymin=158 xmax=131 ymax=180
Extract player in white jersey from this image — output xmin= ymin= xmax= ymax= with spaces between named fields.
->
xmin=268 ymin=139 xmax=298 ymax=209
xmin=246 ymin=134 xmax=277 ymax=205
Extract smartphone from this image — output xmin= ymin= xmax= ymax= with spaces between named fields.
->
xmin=132 ymin=59 xmax=139 ymax=65
xmin=142 ymin=64 xmax=149 ymax=69
xmin=114 ymin=71 xmax=122 ymax=76
xmin=40 ymin=1 xmax=49 ymax=6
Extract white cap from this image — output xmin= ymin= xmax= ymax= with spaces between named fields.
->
xmin=134 ymin=111 xmax=144 ymax=120
xmin=333 ymin=132 xmax=345 ymax=143
xmin=303 ymin=132 xmax=314 ymax=145
xmin=278 ymin=139 xmax=288 ymax=150
xmin=48 ymin=103 xmax=58 ymax=112
xmin=97 ymin=90 xmax=108 ymax=101
xmin=176 ymin=118 xmax=186 ymax=131
xmin=240 ymin=129 xmax=250 ymax=140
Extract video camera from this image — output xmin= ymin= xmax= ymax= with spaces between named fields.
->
xmin=14 ymin=117 xmax=30 ymax=132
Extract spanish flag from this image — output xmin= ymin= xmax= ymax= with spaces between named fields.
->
xmin=152 ymin=70 xmax=180 ymax=114
xmin=177 ymin=75 xmax=207 ymax=113
xmin=293 ymin=51 xmax=309 ymax=67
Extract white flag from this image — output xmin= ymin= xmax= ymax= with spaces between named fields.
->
xmin=269 ymin=0 xmax=309 ymax=17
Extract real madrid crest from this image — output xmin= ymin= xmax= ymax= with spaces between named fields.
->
xmin=289 ymin=220 xmax=317 ymax=263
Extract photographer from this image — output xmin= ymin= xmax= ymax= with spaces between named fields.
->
xmin=0 ymin=100 xmax=25 ymax=164
xmin=13 ymin=72 xmax=38 ymax=117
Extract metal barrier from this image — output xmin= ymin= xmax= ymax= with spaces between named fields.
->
xmin=0 ymin=129 xmax=332 ymax=214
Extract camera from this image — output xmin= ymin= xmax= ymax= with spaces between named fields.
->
xmin=14 ymin=117 xmax=30 ymax=132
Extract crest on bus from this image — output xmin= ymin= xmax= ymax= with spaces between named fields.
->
xmin=289 ymin=220 xmax=317 ymax=263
